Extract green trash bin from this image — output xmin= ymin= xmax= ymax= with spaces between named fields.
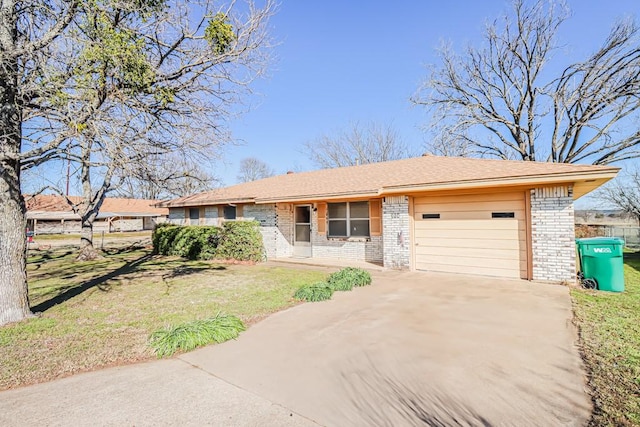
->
xmin=576 ymin=237 xmax=625 ymax=292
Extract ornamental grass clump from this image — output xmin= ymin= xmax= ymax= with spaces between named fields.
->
xmin=293 ymin=282 xmax=334 ymax=302
xmin=327 ymin=267 xmax=372 ymax=291
xmin=149 ymin=313 xmax=245 ymax=358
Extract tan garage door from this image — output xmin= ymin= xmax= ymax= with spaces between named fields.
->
xmin=413 ymin=192 xmax=527 ymax=279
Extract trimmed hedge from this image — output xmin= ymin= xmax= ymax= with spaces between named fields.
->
xmin=152 ymin=221 xmax=264 ymax=262
xmin=216 ymin=221 xmax=264 ymax=262
xmin=152 ymin=223 xmax=182 ymax=255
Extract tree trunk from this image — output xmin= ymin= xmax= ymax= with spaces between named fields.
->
xmin=75 ymin=140 xmax=102 ymax=261
xmin=0 ymin=164 xmax=31 ymax=324
xmin=77 ymin=217 xmax=101 ymax=261
xmin=0 ymin=0 xmax=32 ymax=325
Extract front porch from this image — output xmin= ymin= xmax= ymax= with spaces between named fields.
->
xmin=268 ymin=256 xmax=384 ymax=272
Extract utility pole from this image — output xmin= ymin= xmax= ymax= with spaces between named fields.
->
xmin=66 ymin=157 xmax=71 ymax=196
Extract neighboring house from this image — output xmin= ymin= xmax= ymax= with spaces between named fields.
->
xmin=575 ymin=210 xmax=640 ymax=246
xmin=26 ymin=195 xmax=168 ymax=234
xmin=575 ymin=209 xmax=638 ymax=227
xmin=159 ymin=156 xmax=618 ymax=282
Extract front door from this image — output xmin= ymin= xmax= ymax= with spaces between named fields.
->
xmin=293 ymin=205 xmax=312 ymax=258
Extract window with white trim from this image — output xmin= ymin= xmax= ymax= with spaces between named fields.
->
xmin=328 ymin=201 xmax=370 ymax=237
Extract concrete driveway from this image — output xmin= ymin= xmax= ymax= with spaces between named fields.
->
xmin=0 ymin=269 xmax=591 ymax=426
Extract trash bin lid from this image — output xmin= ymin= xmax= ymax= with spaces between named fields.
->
xmin=576 ymin=237 xmax=625 ymax=245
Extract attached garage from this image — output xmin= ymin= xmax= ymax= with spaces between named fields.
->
xmin=412 ymin=192 xmax=528 ymax=279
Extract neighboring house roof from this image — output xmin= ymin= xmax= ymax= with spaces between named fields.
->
xmin=26 ymin=195 xmax=168 ymax=220
xmin=160 ymin=155 xmax=620 ymax=208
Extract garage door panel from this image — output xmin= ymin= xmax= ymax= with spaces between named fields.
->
xmin=415 ymin=238 xmax=523 ymax=250
xmin=415 ymin=245 xmax=526 ymax=260
xmin=414 ymin=201 xmax=525 ymax=214
xmin=420 ymin=252 xmax=521 ymax=270
xmin=414 ymin=228 xmax=526 ymax=241
xmin=414 ymin=193 xmax=525 ymax=205
xmin=413 ymin=192 xmax=527 ymax=279
xmin=415 ymin=210 xmax=525 ymax=221
xmin=415 ymin=219 xmax=523 ymax=231
xmin=414 ymin=262 xmax=522 ymax=279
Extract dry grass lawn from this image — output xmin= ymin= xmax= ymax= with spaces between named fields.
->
xmin=572 ymin=251 xmax=640 ymax=426
xmin=0 ymin=245 xmax=326 ymax=390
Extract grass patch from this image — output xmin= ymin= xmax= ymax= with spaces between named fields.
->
xmin=293 ymin=283 xmax=334 ymax=302
xmin=34 ymin=231 xmax=151 ymax=241
xmin=0 ymin=245 xmax=325 ymax=390
xmin=572 ymin=251 xmax=640 ymax=426
xmin=328 ymin=267 xmax=372 ymax=291
xmin=149 ymin=314 xmax=245 ymax=358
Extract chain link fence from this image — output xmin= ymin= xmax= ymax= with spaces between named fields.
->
xmin=604 ymin=227 xmax=640 ymax=248
xmin=575 ymin=224 xmax=640 ymax=248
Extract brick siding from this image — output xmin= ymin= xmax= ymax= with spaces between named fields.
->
xmin=530 ymin=186 xmax=576 ymax=282
xmin=275 ymin=203 xmax=294 ymax=258
xmin=243 ymin=203 xmax=279 ymax=259
xmin=382 ymin=196 xmax=410 ymax=269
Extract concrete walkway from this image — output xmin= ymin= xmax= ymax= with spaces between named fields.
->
xmin=0 ymin=358 xmax=317 ymax=426
xmin=269 ymin=257 xmax=385 ymax=271
xmin=0 ymin=270 xmax=591 ymax=426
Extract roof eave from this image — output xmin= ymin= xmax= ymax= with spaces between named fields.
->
xmin=162 ymin=198 xmax=256 ymax=208
xmin=158 ymin=168 xmax=620 ymax=207
xmin=380 ymin=170 xmax=619 ymax=199
xmin=255 ymin=190 xmax=380 ymax=204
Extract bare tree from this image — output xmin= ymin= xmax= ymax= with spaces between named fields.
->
xmin=599 ymin=169 xmax=640 ymax=224
xmin=412 ymin=0 xmax=640 ymax=165
xmin=422 ymin=122 xmax=473 ymax=158
xmin=237 ymin=157 xmax=274 ymax=182
xmin=114 ymin=154 xmax=217 ymax=200
xmin=305 ymin=122 xmax=412 ymax=169
xmin=0 ymin=0 xmax=274 ymax=325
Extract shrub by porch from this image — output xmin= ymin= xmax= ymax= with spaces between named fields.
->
xmin=152 ymin=221 xmax=264 ymax=262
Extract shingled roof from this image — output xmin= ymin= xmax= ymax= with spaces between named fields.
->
xmin=27 ymin=195 xmax=168 ymax=218
xmin=161 ymin=156 xmax=619 ymax=207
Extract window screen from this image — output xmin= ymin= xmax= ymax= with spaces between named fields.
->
xmin=224 ymin=205 xmax=237 ymax=220
xmin=350 ymin=201 xmax=369 ymax=219
xmin=327 ymin=202 xmax=370 ymax=237
xmin=328 ymin=202 xmax=347 ymax=237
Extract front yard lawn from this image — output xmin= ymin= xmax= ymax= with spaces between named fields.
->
xmin=33 ymin=230 xmax=151 ymax=241
xmin=0 ymin=246 xmax=326 ymax=390
xmin=572 ymin=251 xmax=640 ymax=426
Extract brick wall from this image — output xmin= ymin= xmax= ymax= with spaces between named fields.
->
xmin=110 ymin=218 xmax=143 ymax=232
xmin=382 ymin=196 xmax=410 ymax=269
xmin=275 ymin=203 xmax=294 ymax=258
xmin=530 ymin=186 xmax=576 ymax=282
xmin=243 ymin=203 xmax=279 ymax=259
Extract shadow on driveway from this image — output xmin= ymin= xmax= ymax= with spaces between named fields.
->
xmin=338 ymin=355 xmax=492 ymax=426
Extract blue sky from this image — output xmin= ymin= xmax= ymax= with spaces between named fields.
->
xmin=219 ymin=0 xmax=639 ymax=186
